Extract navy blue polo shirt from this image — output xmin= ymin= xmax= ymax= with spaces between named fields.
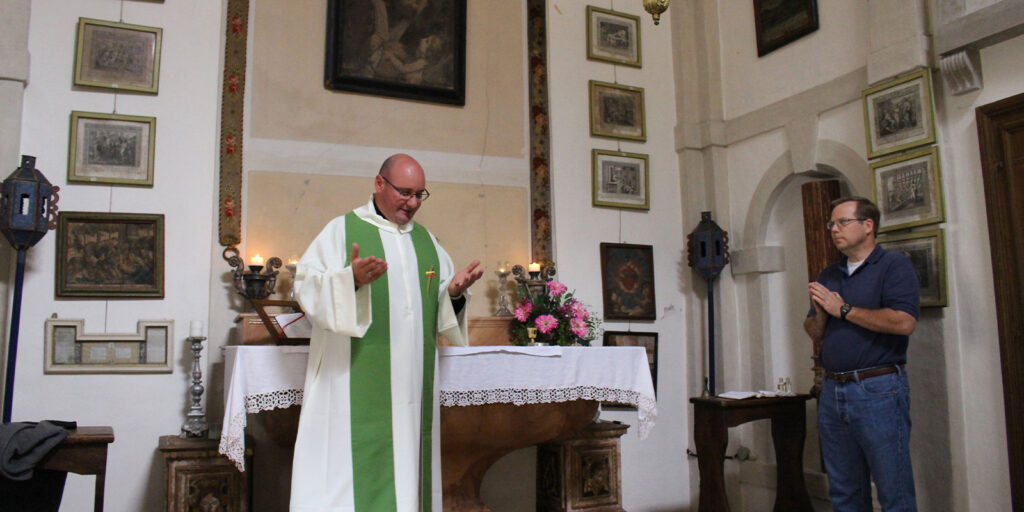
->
xmin=807 ymin=245 xmax=920 ymax=373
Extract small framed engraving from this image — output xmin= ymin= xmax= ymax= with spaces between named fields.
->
xmin=69 ymin=111 xmax=156 ymax=186
xmin=74 ymin=17 xmax=162 ymax=94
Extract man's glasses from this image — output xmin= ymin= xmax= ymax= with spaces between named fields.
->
xmin=826 ymin=218 xmax=866 ymax=230
xmin=380 ymin=174 xmax=430 ymax=202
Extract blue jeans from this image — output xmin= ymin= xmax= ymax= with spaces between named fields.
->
xmin=817 ymin=369 xmax=917 ymax=512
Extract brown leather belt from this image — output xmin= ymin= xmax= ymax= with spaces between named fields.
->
xmin=824 ymin=364 xmax=903 ymax=384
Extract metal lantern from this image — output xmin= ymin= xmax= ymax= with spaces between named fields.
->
xmin=0 ymin=155 xmax=59 ymax=423
xmin=0 ymin=155 xmax=58 ymax=250
xmin=686 ymin=211 xmax=730 ymax=396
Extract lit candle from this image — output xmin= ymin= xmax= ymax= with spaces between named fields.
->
xmin=497 ymin=261 xmax=507 ymax=273
xmin=528 ymin=262 xmax=541 ymax=272
xmin=189 ymin=320 xmax=205 ymax=338
xmin=250 ymin=254 xmax=264 ymax=266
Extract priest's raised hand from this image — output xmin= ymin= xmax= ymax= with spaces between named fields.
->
xmin=448 ymin=260 xmax=484 ymax=298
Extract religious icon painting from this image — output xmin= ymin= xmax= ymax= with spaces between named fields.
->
xmin=862 ymin=67 xmax=937 ymax=159
xmin=600 ymin=243 xmax=656 ymax=320
xmin=871 ymin=146 xmax=945 ymax=233
xmin=324 ymin=0 xmax=467 ymax=105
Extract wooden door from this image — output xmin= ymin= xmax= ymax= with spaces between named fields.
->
xmin=976 ymin=91 xmax=1024 ymax=510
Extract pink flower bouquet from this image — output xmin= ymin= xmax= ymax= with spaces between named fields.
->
xmin=509 ymin=280 xmax=601 ymax=346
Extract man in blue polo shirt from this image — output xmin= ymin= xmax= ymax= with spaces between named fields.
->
xmin=804 ymin=196 xmax=920 ymax=512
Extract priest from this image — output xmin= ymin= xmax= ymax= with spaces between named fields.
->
xmin=290 ymin=153 xmax=484 ymax=511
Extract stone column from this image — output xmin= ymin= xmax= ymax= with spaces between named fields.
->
xmin=0 ymin=0 xmax=31 ymax=402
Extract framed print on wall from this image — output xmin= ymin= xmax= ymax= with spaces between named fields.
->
xmin=878 ymin=229 xmax=947 ymax=308
xmin=592 ymin=149 xmax=649 ymax=210
xmin=862 ymin=68 xmax=936 ymax=159
xmin=586 ymin=6 xmax=642 ymax=68
xmin=74 ymin=17 xmax=162 ymax=94
xmin=871 ymin=146 xmax=945 ymax=233
xmin=324 ymin=0 xmax=467 ymax=105
xmin=56 ymin=212 xmax=165 ymax=298
xmin=753 ymin=0 xmax=819 ymax=57
xmin=589 ymin=80 xmax=646 ymax=142
xmin=69 ymin=111 xmax=156 ymax=187
xmin=600 ymin=243 xmax=656 ymax=320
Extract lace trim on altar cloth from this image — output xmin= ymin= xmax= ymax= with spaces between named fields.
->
xmin=219 ymin=389 xmax=305 ymax=471
xmin=439 ymin=386 xmax=657 ymax=439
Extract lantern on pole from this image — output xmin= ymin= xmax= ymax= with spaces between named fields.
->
xmin=0 ymin=155 xmax=59 ymax=423
xmin=686 ymin=211 xmax=729 ymax=397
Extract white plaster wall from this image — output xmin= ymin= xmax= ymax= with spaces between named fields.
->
xmin=719 ymin=0 xmax=869 ymax=119
xmin=16 ymin=0 xmax=222 ymax=510
xmin=523 ymin=1 xmax=690 ymax=510
xmin=929 ymin=33 xmax=1024 ymax=512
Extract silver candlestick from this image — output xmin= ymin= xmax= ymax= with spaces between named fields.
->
xmin=181 ymin=335 xmax=209 ymax=438
xmin=494 ymin=265 xmax=513 ymax=316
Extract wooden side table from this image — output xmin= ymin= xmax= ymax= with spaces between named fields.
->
xmin=690 ymin=395 xmax=813 ymax=512
xmin=159 ymin=436 xmax=250 ymax=512
xmin=537 ymin=420 xmax=629 ymax=512
xmin=31 ymin=426 xmax=114 ymax=512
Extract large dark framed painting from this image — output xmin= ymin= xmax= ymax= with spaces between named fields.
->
xmin=324 ymin=0 xmax=467 ymax=105
xmin=600 ymin=243 xmax=656 ymax=321
xmin=753 ymin=0 xmax=819 ymax=57
xmin=56 ymin=212 xmax=165 ymax=298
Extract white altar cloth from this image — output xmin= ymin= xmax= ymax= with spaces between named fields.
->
xmin=218 ymin=345 xmax=657 ymax=471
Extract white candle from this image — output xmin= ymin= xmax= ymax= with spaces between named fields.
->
xmin=528 ymin=262 xmax=541 ymax=272
xmin=190 ymin=320 xmax=205 ymax=338
xmin=250 ymin=254 xmax=264 ymax=266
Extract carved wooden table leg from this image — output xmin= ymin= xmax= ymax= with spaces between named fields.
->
xmin=441 ymin=401 xmax=599 ymax=512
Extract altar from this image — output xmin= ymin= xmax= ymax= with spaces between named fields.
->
xmin=218 ymin=344 xmax=657 ymax=510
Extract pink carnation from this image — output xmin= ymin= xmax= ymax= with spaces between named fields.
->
xmin=535 ymin=314 xmax=559 ymax=334
xmin=570 ymin=317 xmax=588 ymax=338
xmin=546 ymin=280 xmax=568 ymax=297
xmin=514 ymin=301 xmax=533 ymax=322
xmin=571 ymin=302 xmax=589 ymax=320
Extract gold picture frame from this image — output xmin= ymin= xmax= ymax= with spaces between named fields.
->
xmin=74 ymin=17 xmax=162 ymax=94
xmin=878 ymin=228 xmax=947 ymax=308
xmin=871 ymin=146 xmax=944 ymax=233
xmin=862 ymin=68 xmax=936 ymax=159
xmin=44 ymin=318 xmax=173 ymax=374
xmin=592 ymin=149 xmax=649 ymax=210
xmin=55 ymin=212 xmax=165 ymax=298
xmin=589 ymin=80 xmax=646 ymax=142
xmin=586 ymin=6 xmax=642 ymax=68
xmin=69 ymin=111 xmax=156 ymax=187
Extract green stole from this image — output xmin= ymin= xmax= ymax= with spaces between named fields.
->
xmin=344 ymin=212 xmax=440 ymax=512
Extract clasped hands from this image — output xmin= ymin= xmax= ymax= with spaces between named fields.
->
xmin=350 ymin=243 xmax=484 ymax=297
xmin=808 ymin=282 xmax=845 ymax=318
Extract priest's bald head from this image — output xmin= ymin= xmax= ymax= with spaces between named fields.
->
xmin=374 ymin=153 xmax=431 ymax=225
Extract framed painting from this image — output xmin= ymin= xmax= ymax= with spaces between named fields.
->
xmin=863 ymin=68 xmax=937 ymax=159
xmin=600 ymin=243 xmax=656 ymax=320
xmin=871 ymin=146 xmax=944 ymax=233
xmin=603 ymin=331 xmax=658 ymax=394
xmin=74 ymin=17 xmax=162 ymax=94
xmin=586 ymin=6 xmax=642 ymax=68
xmin=592 ymin=149 xmax=649 ymax=210
xmin=68 ymin=111 xmax=156 ymax=187
xmin=56 ymin=212 xmax=165 ymax=298
xmin=324 ymin=0 xmax=467 ymax=105
xmin=589 ymin=80 xmax=646 ymax=142
xmin=44 ymin=318 xmax=173 ymax=374
xmin=878 ymin=229 xmax=947 ymax=307
xmin=753 ymin=0 xmax=819 ymax=57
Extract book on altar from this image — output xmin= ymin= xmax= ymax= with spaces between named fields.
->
xmin=275 ymin=312 xmax=312 ymax=339
xmin=717 ymin=390 xmax=788 ymax=399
